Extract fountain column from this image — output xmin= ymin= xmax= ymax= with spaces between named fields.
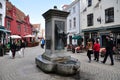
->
xmin=35 ymin=6 xmax=80 ymax=75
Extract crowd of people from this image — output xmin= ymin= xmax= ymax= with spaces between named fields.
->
xmin=9 ymin=39 xmax=26 ymax=59
xmin=86 ymin=35 xmax=115 ymax=66
xmin=1 ymin=34 xmax=117 ymax=66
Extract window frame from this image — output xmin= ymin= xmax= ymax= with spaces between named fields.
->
xmin=88 ymin=0 xmax=92 ymax=7
xmin=6 ymin=20 xmax=11 ymax=30
xmin=69 ymin=19 xmax=72 ymax=30
xmin=105 ymin=7 xmax=114 ymax=23
xmin=17 ymin=23 xmax=21 ymax=32
xmin=0 ymin=14 xmax=2 ymax=25
xmin=87 ymin=13 xmax=93 ymax=26
xmin=73 ymin=17 xmax=76 ymax=28
xmin=0 ymin=3 xmax=2 ymax=9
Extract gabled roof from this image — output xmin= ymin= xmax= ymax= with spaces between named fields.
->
xmin=6 ymin=1 xmax=27 ymax=22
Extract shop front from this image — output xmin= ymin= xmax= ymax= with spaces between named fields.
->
xmin=0 ymin=26 xmax=11 ymax=56
xmin=82 ymin=25 xmax=120 ymax=48
xmin=109 ymin=26 xmax=120 ymax=48
xmin=82 ymin=28 xmax=100 ymax=47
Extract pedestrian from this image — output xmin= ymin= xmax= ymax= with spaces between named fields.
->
xmin=86 ymin=38 xmax=93 ymax=63
xmin=10 ymin=39 xmax=17 ymax=59
xmin=101 ymin=35 xmax=115 ymax=65
xmin=41 ymin=38 xmax=45 ymax=49
xmin=16 ymin=39 xmax=21 ymax=56
xmin=0 ymin=40 xmax=3 ymax=56
xmin=93 ymin=39 xmax=100 ymax=62
xmin=20 ymin=39 xmax=26 ymax=57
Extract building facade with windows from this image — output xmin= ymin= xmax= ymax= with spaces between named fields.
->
xmin=0 ymin=0 xmax=9 ymax=45
xmin=0 ymin=0 xmax=6 ymax=26
xmin=80 ymin=0 xmax=120 ymax=47
xmin=5 ymin=1 xmax=33 ymax=37
xmin=63 ymin=0 xmax=81 ymax=45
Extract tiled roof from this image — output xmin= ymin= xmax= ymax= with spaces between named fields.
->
xmin=32 ymin=24 xmax=40 ymax=28
xmin=6 ymin=1 xmax=12 ymax=18
xmin=6 ymin=1 xmax=26 ymax=22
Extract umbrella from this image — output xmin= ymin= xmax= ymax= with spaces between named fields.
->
xmin=23 ymin=34 xmax=35 ymax=37
xmin=9 ymin=35 xmax=21 ymax=39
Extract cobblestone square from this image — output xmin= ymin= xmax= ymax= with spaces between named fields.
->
xmin=0 ymin=45 xmax=120 ymax=80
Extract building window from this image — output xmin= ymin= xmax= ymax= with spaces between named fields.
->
xmin=0 ymin=3 xmax=2 ymax=8
xmin=105 ymin=7 xmax=114 ymax=23
xmin=69 ymin=19 xmax=72 ymax=29
xmin=69 ymin=10 xmax=71 ymax=15
xmin=73 ymin=6 xmax=76 ymax=13
xmin=24 ymin=25 xmax=27 ymax=32
xmin=0 ymin=14 xmax=2 ymax=25
xmin=69 ymin=36 xmax=72 ymax=44
xmin=7 ymin=20 xmax=11 ymax=30
xmin=73 ymin=17 xmax=76 ymax=28
xmin=87 ymin=13 xmax=93 ymax=26
xmin=17 ymin=24 xmax=21 ymax=32
xmin=88 ymin=0 xmax=92 ymax=7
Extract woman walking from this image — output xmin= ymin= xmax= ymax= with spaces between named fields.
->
xmin=20 ymin=39 xmax=26 ymax=57
xmin=93 ymin=39 xmax=100 ymax=62
xmin=86 ymin=39 xmax=93 ymax=63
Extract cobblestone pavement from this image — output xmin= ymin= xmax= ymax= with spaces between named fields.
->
xmin=0 ymin=46 xmax=120 ymax=80
xmin=67 ymin=51 xmax=120 ymax=80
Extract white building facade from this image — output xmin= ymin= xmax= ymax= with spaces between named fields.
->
xmin=0 ymin=0 xmax=6 ymax=26
xmin=80 ymin=0 xmax=120 ymax=47
xmin=64 ymin=0 xmax=82 ymax=45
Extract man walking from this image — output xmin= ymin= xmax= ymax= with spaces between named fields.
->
xmin=101 ymin=35 xmax=115 ymax=65
xmin=41 ymin=38 xmax=45 ymax=49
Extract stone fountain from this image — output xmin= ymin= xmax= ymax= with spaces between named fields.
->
xmin=35 ymin=6 xmax=80 ymax=75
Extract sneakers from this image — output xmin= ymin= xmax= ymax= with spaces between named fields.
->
xmin=96 ymin=60 xmax=99 ymax=62
xmin=111 ymin=63 xmax=114 ymax=66
xmin=101 ymin=61 xmax=105 ymax=64
xmin=101 ymin=61 xmax=114 ymax=66
xmin=88 ymin=60 xmax=91 ymax=63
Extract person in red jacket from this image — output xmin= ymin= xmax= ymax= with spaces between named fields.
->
xmin=93 ymin=39 xmax=100 ymax=62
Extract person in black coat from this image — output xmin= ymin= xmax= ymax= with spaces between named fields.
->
xmin=10 ymin=39 xmax=17 ymax=59
xmin=0 ymin=41 xmax=3 ymax=56
xmin=101 ymin=35 xmax=115 ymax=65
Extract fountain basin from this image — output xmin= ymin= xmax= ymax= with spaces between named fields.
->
xmin=56 ymin=59 xmax=80 ymax=75
xmin=35 ymin=55 xmax=55 ymax=72
xmin=35 ymin=55 xmax=80 ymax=75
